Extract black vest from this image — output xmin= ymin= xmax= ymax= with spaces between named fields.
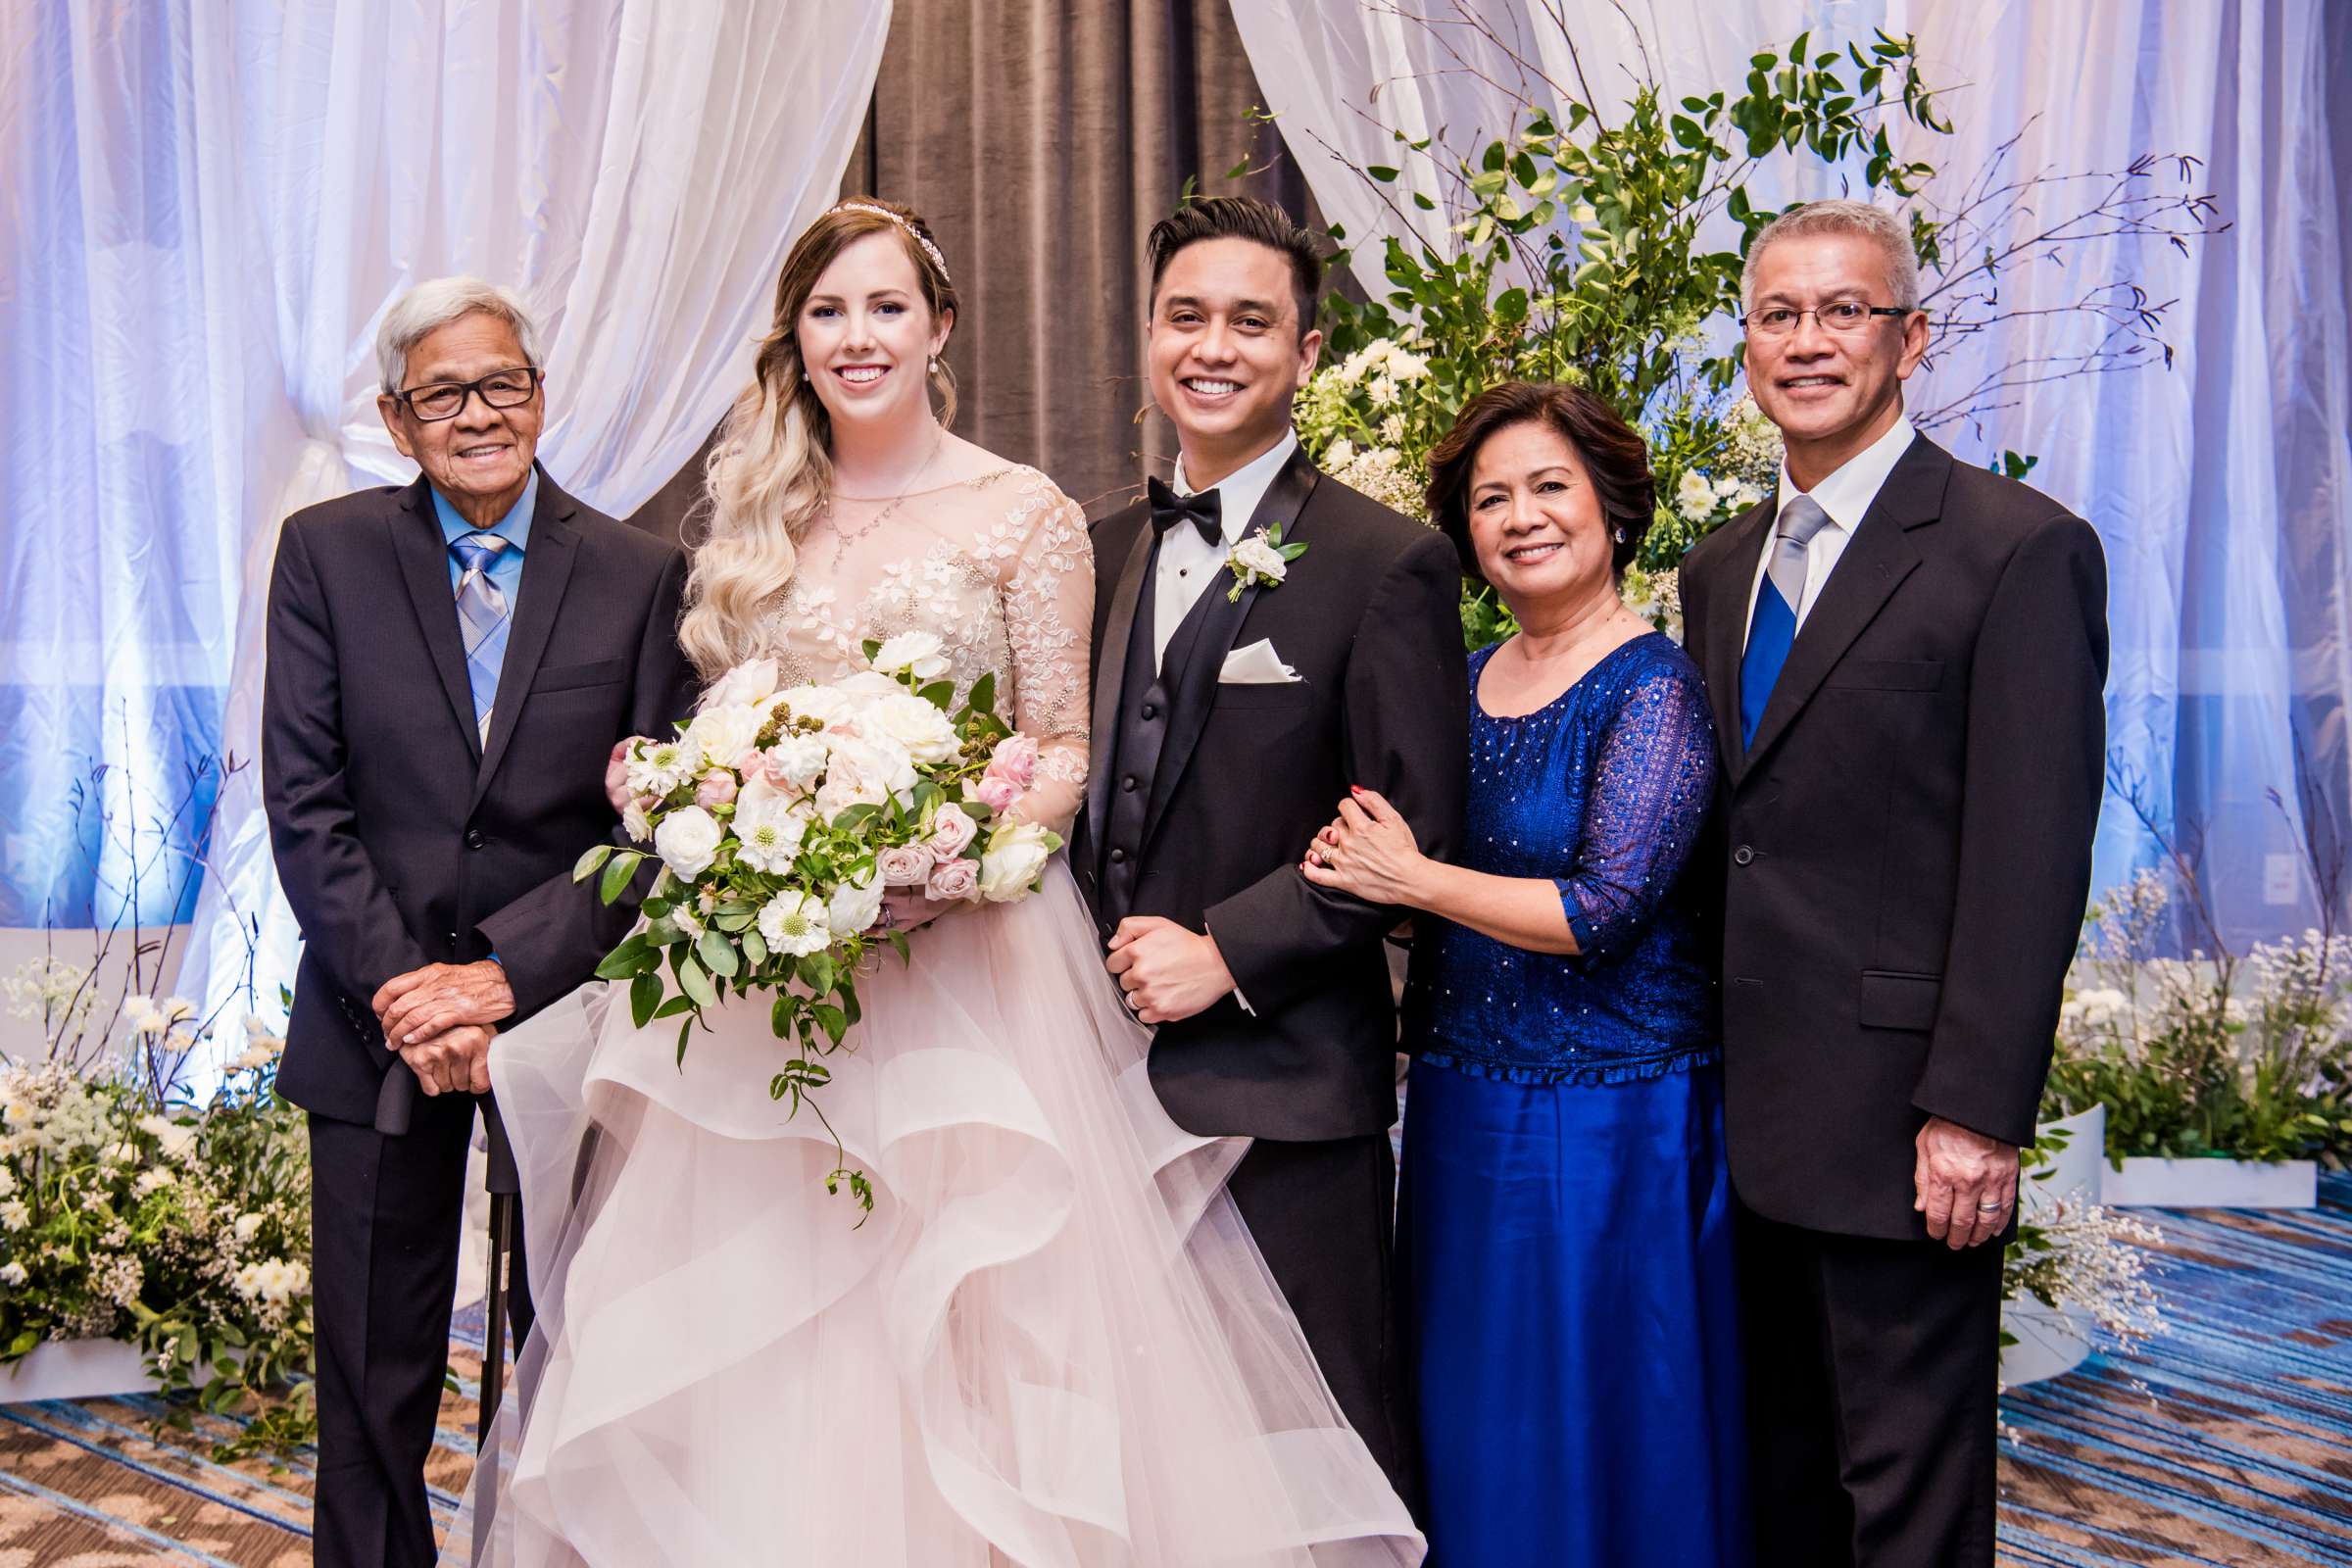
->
xmin=1094 ymin=541 xmax=1228 ymax=927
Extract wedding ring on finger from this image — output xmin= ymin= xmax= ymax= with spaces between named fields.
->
xmin=1976 ymin=1199 xmax=2011 ymax=1212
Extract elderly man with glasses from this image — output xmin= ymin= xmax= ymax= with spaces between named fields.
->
xmin=1678 ymin=203 xmax=2109 ymax=1567
xmin=262 ymin=276 xmax=696 ymax=1568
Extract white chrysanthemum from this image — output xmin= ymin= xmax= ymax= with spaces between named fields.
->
xmin=758 ymin=892 xmax=833 ymax=958
xmin=0 ymin=1262 xmax=24 ymax=1288
xmin=0 ymin=1166 xmax=14 ymax=1199
xmin=135 ymin=1167 xmax=175 ymax=1196
xmin=0 ymin=1199 xmax=27 ymax=1232
xmin=625 ymin=738 xmax=698 ymax=797
xmin=233 ymin=1213 xmax=266 ymax=1243
xmin=734 ymin=796 xmax=810 ymax=874
xmin=871 ymin=630 xmax=951 ymax=680
xmin=769 ymin=734 xmax=830 ymax=790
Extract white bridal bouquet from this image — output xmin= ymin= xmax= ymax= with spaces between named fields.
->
xmin=576 ymin=634 xmax=1061 ymax=1211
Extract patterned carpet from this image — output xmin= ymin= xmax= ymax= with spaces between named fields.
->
xmin=3 ymin=1186 xmax=2350 ymax=1565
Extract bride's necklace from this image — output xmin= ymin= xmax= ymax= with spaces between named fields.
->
xmin=823 ymin=427 xmax=948 ymax=568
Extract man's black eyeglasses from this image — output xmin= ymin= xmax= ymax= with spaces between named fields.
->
xmin=393 ymin=367 xmax=543 ymax=421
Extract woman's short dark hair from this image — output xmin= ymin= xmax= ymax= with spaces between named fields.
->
xmin=1146 ymin=197 xmax=1324 ymax=339
xmin=1424 ymin=381 xmax=1655 ymax=580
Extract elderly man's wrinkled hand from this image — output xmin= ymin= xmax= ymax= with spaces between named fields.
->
xmin=399 ymin=1023 xmax=493 ymax=1098
xmin=373 ymin=960 xmax=514 ymax=1046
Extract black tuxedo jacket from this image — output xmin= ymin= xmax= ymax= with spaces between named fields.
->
xmin=1072 ymin=448 xmax=1469 ymax=1142
xmin=264 ymin=468 xmax=697 ymax=1126
xmin=1679 ymin=433 xmax=2108 ymax=1239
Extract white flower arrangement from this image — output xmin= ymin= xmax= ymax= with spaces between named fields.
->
xmin=583 ymin=642 xmax=1064 ymax=1214
xmin=0 ymin=1004 xmax=314 ymax=1457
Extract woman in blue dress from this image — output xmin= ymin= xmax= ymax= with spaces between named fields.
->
xmin=1303 ymin=380 xmax=1747 ymax=1567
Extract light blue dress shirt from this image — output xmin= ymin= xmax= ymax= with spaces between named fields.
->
xmin=431 ymin=467 xmax=538 ymax=601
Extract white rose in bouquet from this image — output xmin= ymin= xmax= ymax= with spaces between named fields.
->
xmin=758 ymin=891 xmax=834 ymax=957
xmin=734 ymin=794 xmax=810 ymax=874
xmin=876 ymin=842 xmax=938 ymax=886
xmin=654 ymin=806 xmax=723 ymax=879
xmin=978 ymin=822 xmax=1055 ymax=902
xmin=687 ymin=704 xmax=765 ymax=773
xmin=927 ymin=802 xmax=979 ymax=858
xmin=621 ymin=802 xmax=654 ymax=843
xmin=833 ymin=668 xmax=905 ymax=710
xmin=702 ymin=656 xmax=780 ymax=710
xmin=1230 ymin=535 xmax=1290 ymax=584
xmin=828 ymin=870 xmax=886 ymax=937
xmin=776 ymin=683 xmax=860 ymax=730
xmin=869 ymin=693 xmax=961 ymax=765
xmin=816 ymin=733 xmax=916 ymax=819
xmin=871 ymin=630 xmax=952 ymax=680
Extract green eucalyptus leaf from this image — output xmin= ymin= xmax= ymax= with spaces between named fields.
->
xmin=572 ymin=844 xmax=614 ymax=883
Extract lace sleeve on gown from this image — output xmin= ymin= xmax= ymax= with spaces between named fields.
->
xmin=1555 ymin=664 xmax=1718 ymax=959
xmin=998 ymin=487 xmax=1093 ymax=836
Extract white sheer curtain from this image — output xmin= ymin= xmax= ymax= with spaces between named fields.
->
xmin=1234 ymin=0 xmax=2352 ymax=948
xmin=6 ymin=0 xmax=894 ymax=1033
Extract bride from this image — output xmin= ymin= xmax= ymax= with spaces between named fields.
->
xmin=456 ymin=199 xmax=1425 ymax=1566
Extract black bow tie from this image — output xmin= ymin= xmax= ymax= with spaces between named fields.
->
xmin=1148 ymin=475 xmax=1222 ymax=547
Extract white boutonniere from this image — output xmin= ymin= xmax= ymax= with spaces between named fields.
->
xmin=1224 ymin=523 xmax=1308 ymax=603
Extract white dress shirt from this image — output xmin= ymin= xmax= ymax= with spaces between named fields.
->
xmin=1155 ymin=430 xmax=1298 ymax=670
xmin=1742 ymin=413 xmax=1916 ymax=646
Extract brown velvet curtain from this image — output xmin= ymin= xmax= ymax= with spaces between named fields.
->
xmin=629 ymin=0 xmax=1311 ymax=541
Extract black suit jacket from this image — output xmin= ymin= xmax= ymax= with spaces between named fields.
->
xmin=1072 ymin=449 xmax=1469 ymax=1142
xmin=1678 ymin=432 xmax=2108 ymax=1239
xmin=264 ymin=468 xmax=697 ymax=1126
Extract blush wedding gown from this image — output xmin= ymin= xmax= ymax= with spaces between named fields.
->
xmin=451 ymin=466 xmax=1424 ymax=1567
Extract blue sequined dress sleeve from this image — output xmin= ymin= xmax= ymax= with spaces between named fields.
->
xmin=1404 ymin=633 xmax=1720 ymax=1083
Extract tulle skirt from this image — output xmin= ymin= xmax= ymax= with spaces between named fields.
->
xmin=450 ymin=862 xmax=1424 ymax=1567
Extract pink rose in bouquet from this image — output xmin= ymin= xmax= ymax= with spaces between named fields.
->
xmin=971 ymin=775 xmax=1020 ymax=813
xmin=694 ymin=770 xmax=739 ymax=809
xmin=876 ymin=842 xmax=937 ymax=887
xmin=984 ymin=734 xmax=1039 ymax=789
xmin=926 ymin=802 xmax=978 ymax=858
xmin=925 ymin=858 xmax=981 ymax=903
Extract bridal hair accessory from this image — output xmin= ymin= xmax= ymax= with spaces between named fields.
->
xmin=833 ymin=201 xmax=952 ymax=283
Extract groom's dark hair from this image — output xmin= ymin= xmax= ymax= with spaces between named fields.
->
xmin=1147 ymin=197 xmax=1324 ymax=339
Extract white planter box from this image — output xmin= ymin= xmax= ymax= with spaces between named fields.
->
xmin=2000 ymin=1299 xmax=2091 ymax=1387
xmin=2000 ymin=1103 xmax=2107 ymax=1388
xmin=2021 ymin=1103 xmax=2106 ymax=1216
xmin=2100 ymin=1154 xmax=2318 ymax=1208
xmin=0 ymin=1338 xmax=162 ymax=1402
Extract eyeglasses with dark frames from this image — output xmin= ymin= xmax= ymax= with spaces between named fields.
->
xmin=1740 ymin=301 xmax=1914 ymax=337
xmin=393 ymin=367 xmax=543 ymax=421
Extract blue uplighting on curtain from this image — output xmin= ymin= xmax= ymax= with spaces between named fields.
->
xmin=0 ymin=3 xmax=234 ymax=929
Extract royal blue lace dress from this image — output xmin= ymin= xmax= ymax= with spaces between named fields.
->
xmin=1399 ymin=632 xmax=1747 ymax=1567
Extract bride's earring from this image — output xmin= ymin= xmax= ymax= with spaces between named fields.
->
xmin=929 ymin=357 xmax=940 ymax=374
xmin=1613 ymin=526 xmax=1627 ymax=543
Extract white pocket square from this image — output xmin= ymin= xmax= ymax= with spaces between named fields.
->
xmin=1220 ymin=639 xmax=1300 ymax=684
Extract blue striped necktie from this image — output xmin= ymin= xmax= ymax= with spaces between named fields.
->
xmin=450 ymin=533 xmax=512 ymax=743
xmin=1739 ymin=495 xmax=1834 ymax=749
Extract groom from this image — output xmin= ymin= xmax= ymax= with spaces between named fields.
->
xmin=1075 ymin=196 xmax=1469 ymax=1499
xmin=264 ymin=277 xmax=695 ymax=1568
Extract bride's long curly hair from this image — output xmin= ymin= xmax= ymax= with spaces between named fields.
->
xmin=679 ymin=198 xmax=960 ymax=677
